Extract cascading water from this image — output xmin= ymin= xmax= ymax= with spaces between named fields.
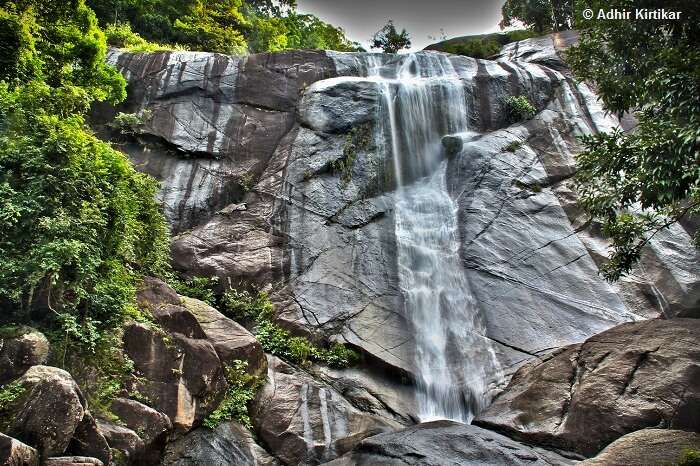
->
xmin=364 ymin=53 xmax=500 ymax=423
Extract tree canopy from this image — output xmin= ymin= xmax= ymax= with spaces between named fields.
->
xmin=0 ymin=0 xmax=170 ymax=347
xmin=86 ymin=0 xmax=359 ymax=54
xmin=500 ymin=0 xmax=574 ymax=32
xmin=567 ymin=0 xmax=700 ymax=280
xmin=371 ymin=20 xmax=411 ymax=54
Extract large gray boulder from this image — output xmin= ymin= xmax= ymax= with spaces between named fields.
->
xmin=0 ymin=327 xmax=49 ymax=384
xmin=162 ymin=422 xmax=279 ymax=466
xmin=475 ymin=319 xmax=700 ymax=457
xmin=322 ymin=420 xmax=573 ymax=466
xmin=109 ymin=397 xmax=172 ymax=463
xmin=5 ymin=366 xmax=86 ymax=458
xmin=252 ymin=356 xmax=400 ymax=466
xmin=580 ymin=428 xmax=700 ymax=466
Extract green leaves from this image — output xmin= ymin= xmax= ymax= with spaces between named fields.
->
xmin=502 ymin=95 xmax=537 ymax=123
xmin=568 ymin=0 xmax=700 ymax=281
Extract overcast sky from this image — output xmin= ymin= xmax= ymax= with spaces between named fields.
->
xmin=296 ymin=0 xmax=507 ymax=51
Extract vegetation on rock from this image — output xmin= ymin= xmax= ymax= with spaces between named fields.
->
xmin=567 ymin=0 xmax=700 ymax=280
xmin=439 ymin=30 xmax=539 ymax=59
xmin=502 ymin=95 xmax=537 ymax=123
xmin=203 ymin=360 xmax=261 ymax=429
xmin=221 ymin=288 xmax=359 ymax=369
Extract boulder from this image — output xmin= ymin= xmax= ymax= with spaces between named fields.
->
xmin=0 ymin=433 xmax=39 ymax=466
xmin=6 ymin=366 xmax=86 ymax=458
xmin=253 ymin=356 xmax=400 ymax=466
xmin=475 ymin=319 xmax=700 ymax=457
xmin=162 ymin=422 xmax=279 ymax=466
xmin=43 ymin=458 xmax=103 ymax=466
xmin=137 ymin=278 xmax=267 ymax=376
xmin=122 ymin=322 xmax=226 ymax=433
xmin=323 ymin=420 xmax=573 ymax=466
xmin=180 ymin=297 xmax=266 ymax=377
xmin=580 ymin=428 xmax=700 ymax=466
xmin=65 ymin=414 xmax=111 ymax=465
xmin=0 ymin=327 xmax=49 ymax=384
xmin=95 ymin=420 xmax=144 ymax=465
xmin=109 ymin=397 xmax=171 ymax=463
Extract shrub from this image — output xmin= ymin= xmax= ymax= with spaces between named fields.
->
xmin=503 ymin=140 xmax=523 ymax=152
xmin=110 ymin=110 xmax=152 ymax=135
xmin=221 ymin=289 xmax=273 ymax=322
xmin=203 ymin=360 xmax=261 ymax=429
xmin=502 ymin=95 xmax=537 ymax=123
xmin=444 ymin=39 xmax=502 ymax=59
xmin=172 ymin=276 xmax=219 ymax=306
xmin=104 ymin=23 xmax=172 ymax=52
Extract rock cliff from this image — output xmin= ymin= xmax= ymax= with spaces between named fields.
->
xmin=2 ymin=31 xmax=698 ymax=465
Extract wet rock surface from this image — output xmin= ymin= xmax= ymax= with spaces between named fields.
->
xmin=322 ymin=420 xmax=573 ymax=466
xmin=475 ymin=319 xmax=700 ymax=457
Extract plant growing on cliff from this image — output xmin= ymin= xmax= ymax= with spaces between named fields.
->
xmin=677 ymin=450 xmax=700 ymax=466
xmin=203 ymin=360 xmax=261 ymax=429
xmin=223 ymin=287 xmax=359 ymax=368
xmin=172 ymin=276 xmax=219 ymax=306
xmin=566 ymin=0 xmax=700 ymax=281
xmin=502 ymin=96 xmax=537 ymax=123
xmin=0 ymin=381 xmax=25 ymax=430
xmin=332 ymin=123 xmax=373 ymax=186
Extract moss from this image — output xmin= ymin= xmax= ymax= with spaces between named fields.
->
xmin=0 ymin=324 xmax=31 ymax=340
xmin=513 ymin=179 xmax=542 ymax=193
xmin=332 ymin=122 xmax=373 ymax=186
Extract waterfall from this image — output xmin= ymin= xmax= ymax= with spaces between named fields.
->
xmin=364 ymin=53 xmax=500 ymax=423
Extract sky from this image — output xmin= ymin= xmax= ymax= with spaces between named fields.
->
xmin=296 ymin=0 xmax=508 ymax=51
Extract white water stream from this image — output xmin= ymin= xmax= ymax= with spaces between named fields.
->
xmin=364 ymin=53 xmax=500 ymax=423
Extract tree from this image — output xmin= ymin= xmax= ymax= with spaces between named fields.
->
xmin=0 ymin=0 xmax=169 ymax=347
xmin=371 ymin=20 xmax=410 ymax=54
xmin=566 ymin=0 xmax=700 ymax=280
xmin=500 ymin=0 xmax=574 ymax=33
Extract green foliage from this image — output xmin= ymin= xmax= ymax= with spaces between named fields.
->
xmin=502 ymin=95 xmax=537 ymax=123
xmin=567 ymin=0 xmax=700 ymax=281
xmin=87 ymin=0 xmax=357 ymax=54
xmin=0 ymin=380 xmax=25 ymax=429
xmin=255 ymin=320 xmax=359 ymax=369
xmin=371 ymin=20 xmax=411 ymax=54
xmin=171 ymin=276 xmax=219 ymax=305
xmin=223 ymin=287 xmax=359 ymax=368
xmin=104 ymin=23 xmax=172 ymax=52
xmin=500 ymin=0 xmax=574 ymax=33
xmin=220 ymin=288 xmax=273 ymax=321
xmin=504 ymin=140 xmax=523 ymax=152
xmin=444 ymin=39 xmax=502 ymax=59
xmin=110 ymin=109 xmax=152 ymax=135
xmin=677 ymin=450 xmax=700 ymax=466
xmin=0 ymin=380 xmax=25 ymax=413
xmin=203 ymin=360 xmax=261 ymax=429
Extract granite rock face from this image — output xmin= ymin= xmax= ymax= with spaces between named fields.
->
xmin=580 ymin=429 xmax=700 ymax=466
xmin=475 ymin=319 xmax=700 ymax=457
xmin=162 ymin=422 xmax=279 ymax=466
xmin=322 ymin=420 xmax=573 ymax=466
xmin=252 ymin=356 xmax=400 ymax=465
xmin=94 ymin=34 xmax=700 ymax=464
xmin=0 ymin=433 xmax=39 ymax=466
